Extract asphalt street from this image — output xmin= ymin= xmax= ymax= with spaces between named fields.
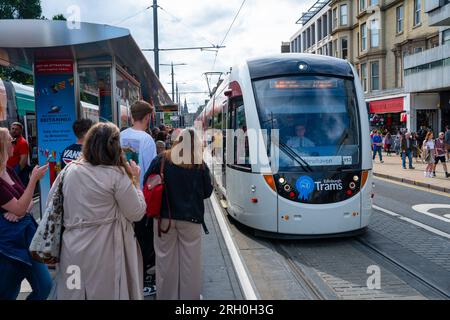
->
xmin=372 ymin=177 xmax=450 ymax=235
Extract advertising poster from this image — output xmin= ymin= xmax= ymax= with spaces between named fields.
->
xmin=34 ymin=60 xmax=77 ymax=213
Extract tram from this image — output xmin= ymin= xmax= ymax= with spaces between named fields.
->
xmin=196 ymin=54 xmax=373 ymax=238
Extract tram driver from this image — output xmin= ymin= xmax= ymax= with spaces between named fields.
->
xmin=286 ymin=124 xmax=315 ymax=149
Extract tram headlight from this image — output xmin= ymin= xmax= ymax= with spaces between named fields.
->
xmin=279 ymin=177 xmax=286 ymax=185
xmin=353 ymin=176 xmax=359 ymax=182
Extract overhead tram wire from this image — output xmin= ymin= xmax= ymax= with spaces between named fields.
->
xmin=112 ymin=5 xmax=152 ymax=26
xmin=210 ymin=0 xmax=247 ymax=85
xmin=157 ymin=6 xmax=217 ymax=48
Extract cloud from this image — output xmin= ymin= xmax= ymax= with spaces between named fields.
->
xmin=41 ymin=0 xmax=315 ymax=112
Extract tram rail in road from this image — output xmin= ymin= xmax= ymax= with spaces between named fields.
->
xmin=209 ymin=188 xmax=450 ymax=300
xmin=355 ymin=237 xmax=450 ymax=299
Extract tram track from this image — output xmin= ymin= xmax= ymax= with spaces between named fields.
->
xmin=271 ymin=242 xmax=335 ymax=300
xmin=355 ymin=237 xmax=450 ymax=299
xmin=212 ymin=190 xmax=450 ymax=300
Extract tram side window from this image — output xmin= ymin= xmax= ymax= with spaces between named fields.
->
xmin=214 ymin=111 xmax=223 ymax=130
xmin=232 ymin=101 xmax=250 ymax=168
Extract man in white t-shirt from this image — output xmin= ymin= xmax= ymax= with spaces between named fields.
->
xmin=121 ymin=101 xmax=157 ymax=187
xmin=120 ymin=100 xmax=157 ymax=297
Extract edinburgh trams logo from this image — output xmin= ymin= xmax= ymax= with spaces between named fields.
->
xmin=296 ymin=176 xmax=315 ymax=201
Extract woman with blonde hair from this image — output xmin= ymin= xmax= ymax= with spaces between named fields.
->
xmin=53 ymin=122 xmax=147 ymax=300
xmin=0 ymin=127 xmax=51 ymax=300
xmin=423 ymin=131 xmax=435 ymax=178
xmin=144 ymin=128 xmax=213 ymax=300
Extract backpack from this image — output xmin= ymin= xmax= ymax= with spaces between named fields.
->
xmin=143 ymin=157 xmax=171 ymax=237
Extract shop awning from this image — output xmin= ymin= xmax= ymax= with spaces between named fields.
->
xmin=369 ymin=97 xmax=404 ymax=114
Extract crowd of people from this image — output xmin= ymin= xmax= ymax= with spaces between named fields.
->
xmin=371 ymin=125 xmax=450 ymax=178
xmin=0 ymin=100 xmax=213 ymax=300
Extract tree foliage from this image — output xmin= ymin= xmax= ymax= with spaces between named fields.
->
xmin=0 ymin=0 xmax=42 ymax=19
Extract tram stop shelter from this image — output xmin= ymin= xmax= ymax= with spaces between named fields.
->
xmin=0 ymin=19 xmax=174 ymax=211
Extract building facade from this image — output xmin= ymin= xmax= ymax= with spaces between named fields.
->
xmin=290 ymin=0 xmax=444 ymax=134
xmin=404 ymin=0 xmax=450 ymax=133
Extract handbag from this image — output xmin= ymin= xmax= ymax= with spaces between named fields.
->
xmin=29 ymin=165 xmax=69 ymax=264
xmin=143 ymin=157 xmax=172 ymax=237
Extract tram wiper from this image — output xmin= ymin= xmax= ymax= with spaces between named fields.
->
xmin=278 ymin=141 xmax=313 ymax=173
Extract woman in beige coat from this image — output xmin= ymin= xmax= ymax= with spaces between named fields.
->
xmin=52 ymin=122 xmax=147 ymax=300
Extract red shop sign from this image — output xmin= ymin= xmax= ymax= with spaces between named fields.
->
xmin=370 ymin=97 xmax=404 ymax=114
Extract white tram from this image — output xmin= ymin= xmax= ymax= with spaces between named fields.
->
xmin=196 ymin=54 xmax=373 ymax=238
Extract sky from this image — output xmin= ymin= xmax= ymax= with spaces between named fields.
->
xmin=42 ymin=0 xmax=316 ymax=112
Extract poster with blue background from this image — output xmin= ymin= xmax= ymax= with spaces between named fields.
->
xmin=35 ymin=60 xmax=77 ymax=214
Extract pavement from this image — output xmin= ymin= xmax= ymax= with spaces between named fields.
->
xmin=373 ymin=152 xmax=450 ymax=193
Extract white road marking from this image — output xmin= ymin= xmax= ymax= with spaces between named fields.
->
xmin=210 ymin=193 xmax=258 ymax=300
xmin=412 ymin=204 xmax=450 ymax=224
xmin=373 ymin=205 xmax=450 ymax=240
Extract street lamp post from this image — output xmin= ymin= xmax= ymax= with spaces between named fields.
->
xmin=152 ymin=0 xmax=159 ymax=77
xmin=161 ymin=62 xmax=187 ymax=102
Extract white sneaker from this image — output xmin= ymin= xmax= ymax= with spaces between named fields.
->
xmin=424 ymin=172 xmax=428 ymax=177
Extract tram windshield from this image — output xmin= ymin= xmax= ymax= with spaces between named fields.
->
xmin=253 ymin=75 xmax=360 ymax=171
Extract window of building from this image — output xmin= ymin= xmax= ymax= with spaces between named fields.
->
xmin=371 ymin=61 xmax=380 ymax=91
xmin=303 ymin=31 xmax=307 ymax=50
xmin=340 ymin=4 xmax=348 ymax=26
xmin=341 ymin=37 xmax=348 ymax=60
xmin=396 ymin=5 xmax=404 ymax=34
xmin=370 ymin=19 xmax=379 ymax=48
xmin=328 ymin=10 xmax=333 ymax=34
xmin=318 ymin=18 xmax=322 ymax=40
xmin=443 ymin=29 xmax=450 ymax=45
xmin=361 ymin=23 xmax=367 ymax=51
xmin=414 ymin=0 xmax=421 ymax=26
xmin=323 ymin=14 xmax=328 ymax=37
xmin=414 ymin=47 xmax=423 ymax=54
xmin=370 ymin=0 xmax=378 ymax=6
xmin=333 ymin=39 xmax=339 ymax=57
xmin=361 ymin=63 xmax=367 ymax=92
xmin=312 ymin=24 xmax=316 ymax=45
xmin=360 ymin=0 xmax=366 ymax=12
xmin=318 ymin=47 xmax=322 ymax=55
xmin=333 ymin=8 xmax=338 ymax=29
xmin=328 ymin=42 xmax=333 ymax=57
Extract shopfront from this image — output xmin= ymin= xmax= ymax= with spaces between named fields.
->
xmin=410 ymin=93 xmax=440 ymax=135
xmin=369 ymin=96 xmax=407 ymax=133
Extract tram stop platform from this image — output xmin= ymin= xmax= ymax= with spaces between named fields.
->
xmin=19 ymin=198 xmax=243 ymax=300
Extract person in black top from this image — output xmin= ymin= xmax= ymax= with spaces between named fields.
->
xmin=60 ymin=119 xmax=93 ymax=169
xmin=144 ymin=128 xmax=213 ymax=300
